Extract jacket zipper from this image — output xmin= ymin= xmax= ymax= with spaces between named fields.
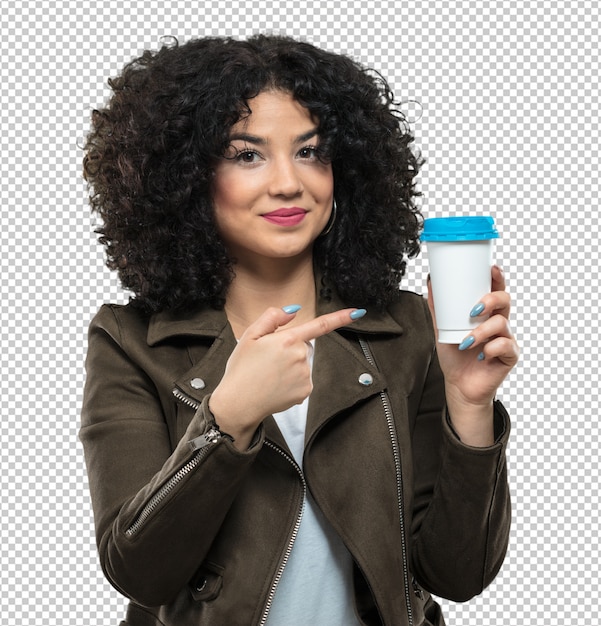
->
xmin=173 ymin=386 xmax=201 ymax=410
xmin=358 ymin=338 xmax=413 ymax=626
xmin=124 ymin=389 xmax=219 ymax=538
xmin=259 ymin=440 xmax=306 ymax=626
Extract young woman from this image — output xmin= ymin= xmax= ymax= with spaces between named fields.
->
xmin=80 ymin=35 xmax=519 ymax=626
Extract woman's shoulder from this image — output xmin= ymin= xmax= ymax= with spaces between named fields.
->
xmin=388 ymin=288 xmax=430 ymax=315
xmin=386 ymin=289 xmax=434 ymax=335
xmin=88 ymin=300 xmax=226 ymax=347
xmin=88 ymin=302 xmax=152 ymax=345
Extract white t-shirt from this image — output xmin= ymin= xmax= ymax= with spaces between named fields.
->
xmin=265 ymin=346 xmax=362 ymax=626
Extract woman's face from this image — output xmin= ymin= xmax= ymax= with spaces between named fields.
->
xmin=212 ymin=90 xmax=334 ymax=267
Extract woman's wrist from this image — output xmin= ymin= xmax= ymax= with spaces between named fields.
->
xmin=208 ymin=391 xmax=260 ymax=451
xmin=445 ymin=387 xmax=495 ymax=447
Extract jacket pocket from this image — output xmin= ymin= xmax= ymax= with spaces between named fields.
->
xmin=189 ymin=560 xmax=224 ymax=602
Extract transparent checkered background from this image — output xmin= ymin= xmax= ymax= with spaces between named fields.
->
xmin=1 ymin=1 xmax=599 ymax=624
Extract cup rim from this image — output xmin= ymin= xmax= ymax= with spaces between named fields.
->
xmin=421 ymin=216 xmax=499 ymax=241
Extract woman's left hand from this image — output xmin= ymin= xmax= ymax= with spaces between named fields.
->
xmin=427 ymin=265 xmax=520 ymax=446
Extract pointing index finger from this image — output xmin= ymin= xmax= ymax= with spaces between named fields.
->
xmin=293 ymin=309 xmax=366 ymax=342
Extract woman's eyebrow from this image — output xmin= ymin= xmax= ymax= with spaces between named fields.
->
xmin=228 ymin=132 xmax=266 ymax=145
xmin=295 ymin=128 xmax=319 ymax=143
xmin=228 ymin=127 xmax=319 ymax=145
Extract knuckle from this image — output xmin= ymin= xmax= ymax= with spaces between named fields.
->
xmin=292 ymin=380 xmax=312 ymax=404
xmin=294 ymin=344 xmax=308 ymax=360
xmin=266 ymin=306 xmax=282 ymax=320
xmin=316 ymin=317 xmax=331 ymax=335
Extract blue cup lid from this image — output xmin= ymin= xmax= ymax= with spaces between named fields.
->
xmin=421 ymin=216 xmax=499 ymax=241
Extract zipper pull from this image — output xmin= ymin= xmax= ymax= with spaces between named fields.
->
xmin=412 ymin=577 xmax=424 ymax=599
xmin=188 ymin=428 xmax=223 ymax=451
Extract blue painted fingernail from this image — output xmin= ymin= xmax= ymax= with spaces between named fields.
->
xmin=477 ymin=351 xmax=485 ymax=361
xmin=282 ymin=304 xmax=302 ymax=314
xmin=458 ymin=335 xmax=475 ymax=351
xmin=350 ymin=308 xmax=367 ymax=320
xmin=470 ymin=302 xmax=485 ymax=317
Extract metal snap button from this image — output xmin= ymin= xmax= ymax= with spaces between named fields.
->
xmin=190 ymin=377 xmax=206 ymax=390
xmin=358 ymin=373 xmax=373 ymax=386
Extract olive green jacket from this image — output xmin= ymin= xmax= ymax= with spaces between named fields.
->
xmin=80 ymin=289 xmax=511 ymax=626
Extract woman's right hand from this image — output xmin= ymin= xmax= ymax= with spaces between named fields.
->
xmin=209 ymin=306 xmax=364 ymax=450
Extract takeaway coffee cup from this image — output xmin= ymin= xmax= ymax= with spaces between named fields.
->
xmin=421 ymin=216 xmax=499 ymax=344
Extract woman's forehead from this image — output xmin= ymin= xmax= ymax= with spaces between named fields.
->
xmin=228 ymin=91 xmax=318 ymax=138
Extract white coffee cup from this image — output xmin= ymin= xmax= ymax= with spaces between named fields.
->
xmin=422 ymin=216 xmax=499 ymax=344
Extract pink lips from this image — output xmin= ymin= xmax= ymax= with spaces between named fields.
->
xmin=261 ymin=207 xmax=308 ymax=226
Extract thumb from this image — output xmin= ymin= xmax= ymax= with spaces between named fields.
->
xmin=242 ymin=306 xmax=298 ymax=341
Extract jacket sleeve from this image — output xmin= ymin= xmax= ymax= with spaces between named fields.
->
xmin=409 ymin=309 xmax=511 ymax=602
xmin=79 ymin=305 xmax=263 ymax=607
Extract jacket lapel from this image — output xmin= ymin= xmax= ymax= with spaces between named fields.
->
xmin=148 ymin=305 xmax=234 ymax=407
xmin=306 ymin=291 xmax=404 ymax=443
xmin=306 ymin=331 xmax=385 ymax=443
xmin=148 ymin=305 xmax=292 ymax=452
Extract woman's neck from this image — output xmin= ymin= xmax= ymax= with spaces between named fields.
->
xmin=224 ymin=256 xmax=317 ymax=338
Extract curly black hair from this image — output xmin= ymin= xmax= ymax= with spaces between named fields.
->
xmin=83 ymin=34 xmax=423 ymax=313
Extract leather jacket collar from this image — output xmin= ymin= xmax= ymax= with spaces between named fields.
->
xmin=146 ymin=288 xmax=405 ymax=347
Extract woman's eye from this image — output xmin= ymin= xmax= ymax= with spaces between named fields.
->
xmin=298 ymin=146 xmax=318 ymax=159
xmin=237 ymin=150 xmax=259 ymax=163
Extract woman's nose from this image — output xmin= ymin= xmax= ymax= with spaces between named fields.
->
xmin=268 ymin=159 xmax=304 ymax=197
